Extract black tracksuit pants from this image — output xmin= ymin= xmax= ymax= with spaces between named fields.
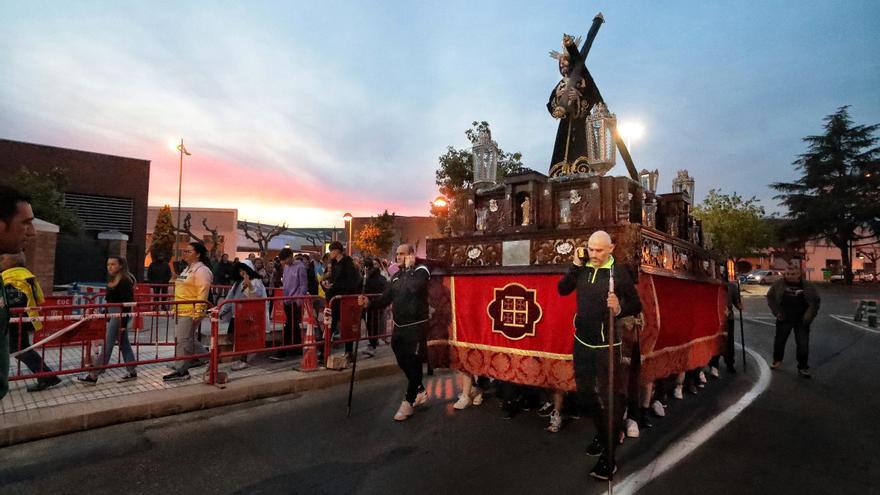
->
xmin=573 ymin=341 xmax=625 ymax=458
xmin=773 ymin=319 xmax=810 ymax=370
xmin=392 ymin=322 xmax=425 ymax=404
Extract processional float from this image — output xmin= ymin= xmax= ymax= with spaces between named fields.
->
xmin=425 ymin=13 xmax=728 ymax=391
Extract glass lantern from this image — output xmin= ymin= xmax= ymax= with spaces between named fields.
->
xmin=639 ymin=169 xmax=659 ymax=193
xmin=472 ymin=128 xmax=498 ymax=185
xmin=586 ymin=102 xmax=617 ymax=173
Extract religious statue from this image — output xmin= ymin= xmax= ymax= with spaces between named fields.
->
xmin=521 ymin=197 xmax=531 ymax=226
xmin=547 ymin=14 xmax=605 ymax=177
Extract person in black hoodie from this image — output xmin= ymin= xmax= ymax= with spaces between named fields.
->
xmin=359 ymin=243 xmax=429 ymax=421
xmin=361 ymin=257 xmax=388 ymax=357
xmin=558 ymin=230 xmax=642 ymax=481
xmin=322 ymin=241 xmax=362 ymax=356
xmin=767 ymin=264 xmax=820 ymax=378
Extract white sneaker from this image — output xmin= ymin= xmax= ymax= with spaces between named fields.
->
xmin=651 ymin=399 xmax=666 ymax=417
xmin=625 ymin=418 xmax=640 ymax=438
xmin=413 ymin=390 xmax=428 ymax=408
xmin=546 ymin=410 xmax=562 ymax=433
xmin=393 ymin=400 xmax=414 ymax=421
xmin=709 ymin=366 xmax=720 ymax=378
xmin=673 ymin=385 xmax=684 ymax=400
xmin=471 ymin=391 xmax=484 ymax=406
xmin=453 ymin=393 xmax=472 ymax=410
xmin=230 ymin=361 xmax=249 ymax=371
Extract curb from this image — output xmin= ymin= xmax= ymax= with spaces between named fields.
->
xmin=0 ymin=360 xmax=400 ymax=448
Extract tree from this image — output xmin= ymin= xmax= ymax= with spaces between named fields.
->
xmin=693 ymin=189 xmax=773 ymax=268
xmin=241 ymin=221 xmax=287 ymax=257
xmin=431 ymin=121 xmax=525 ymax=233
xmin=771 ymin=106 xmax=880 ymax=284
xmin=172 ymin=213 xmax=225 ymax=258
xmin=354 ymin=210 xmax=396 ymax=257
xmin=10 ymin=167 xmax=82 ymax=234
xmin=150 ymin=205 xmax=176 ymax=260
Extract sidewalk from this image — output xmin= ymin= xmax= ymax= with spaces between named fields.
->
xmin=1 ymin=344 xmax=399 ymax=447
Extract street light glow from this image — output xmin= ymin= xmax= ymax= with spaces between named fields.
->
xmin=433 ymin=197 xmax=448 ymax=209
xmin=618 ymin=121 xmax=645 ymax=143
xmin=342 ymin=212 xmax=353 ymax=222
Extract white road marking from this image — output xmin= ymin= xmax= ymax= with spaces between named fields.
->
xmin=744 ymin=317 xmax=775 ymax=327
xmin=829 ymin=314 xmax=880 ymax=335
xmin=614 ymin=345 xmax=771 ymax=494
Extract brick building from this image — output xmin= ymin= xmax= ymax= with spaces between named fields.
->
xmin=0 ymin=139 xmax=151 ymax=284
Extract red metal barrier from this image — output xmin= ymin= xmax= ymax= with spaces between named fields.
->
xmin=7 ymin=299 xmax=211 ymax=382
xmin=323 ymin=294 xmax=389 ymax=362
xmin=208 ymin=295 xmax=325 ymax=384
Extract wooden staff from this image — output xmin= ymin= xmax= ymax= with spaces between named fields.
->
xmin=607 ymin=267 xmax=616 ymax=492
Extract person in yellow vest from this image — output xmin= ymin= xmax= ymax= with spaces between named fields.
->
xmin=1 ymin=252 xmax=61 ymax=392
xmin=163 ymin=242 xmax=213 ymax=382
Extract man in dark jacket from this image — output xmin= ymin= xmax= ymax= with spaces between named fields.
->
xmin=767 ymin=264 xmax=820 ymax=378
xmin=147 ymin=254 xmax=173 ymax=305
xmin=558 ymin=230 xmax=642 ymax=481
xmin=323 ymin=241 xmax=362 ymax=356
xmin=361 ymin=257 xmax=388 ymax=357
xmin=359 ymin=244 xmax=429 ymax=421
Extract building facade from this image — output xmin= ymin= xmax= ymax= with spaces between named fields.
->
xmin=0 ymin=139 xmax=151 ymax=283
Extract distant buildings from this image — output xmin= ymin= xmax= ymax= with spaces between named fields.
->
xmin=0 ymin=138 xmax=150 ymax=285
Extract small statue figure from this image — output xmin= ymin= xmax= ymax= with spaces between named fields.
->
xmin=521 ymin=197 xmax=531 ymax=226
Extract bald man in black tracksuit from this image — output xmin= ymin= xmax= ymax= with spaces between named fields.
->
xmin=361 ymin=244 xmax=430 ymax=421
xmin=558 ymin=232 xmax=642 ymax=480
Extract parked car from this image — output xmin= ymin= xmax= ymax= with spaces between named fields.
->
xmin=745 ymin=269 xmax=784 ymax=285
xmin=829 ymin=273 xmax=845 ymax=283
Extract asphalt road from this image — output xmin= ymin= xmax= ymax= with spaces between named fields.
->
xmin=640 ymin=283 xmax=880 ymax=494
xmin=1 ymin=283 xmax=877 ymax=494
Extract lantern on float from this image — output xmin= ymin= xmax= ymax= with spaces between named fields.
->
xmin=672 ymin=169 xmax=695 ymax=205
xmin=639 ymin=169 xmax=659 ymax=193
xmin=586 ymin=102 xmax=617 ymax=175
xmin=472 ymin=128 xmax=498 ymax=185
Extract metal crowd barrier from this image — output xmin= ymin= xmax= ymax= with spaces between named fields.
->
xmin=6 ymin=291 xmax=391 ymax=387
xmin=7 ymin=299 xmax=212 ymax=382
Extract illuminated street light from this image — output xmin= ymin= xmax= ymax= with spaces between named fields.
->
xmin=173 ymin=138 xmax=191 ymax=264
xmin=433 ymin=196 xmax=448 ymax=209
xmin=617 ymin=121 xmax=645 ymax=153
xmin=343 ymin=212 xmax=353 ymax=255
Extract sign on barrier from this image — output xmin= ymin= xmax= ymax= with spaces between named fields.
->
xmin=337 ymin=297 xmax=363 ymax=341
xmin=233 ymin=300 xmax=268 ymax=351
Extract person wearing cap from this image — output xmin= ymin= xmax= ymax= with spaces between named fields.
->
xmin=219 ymin=259 xmax=268 ymax=371
xmin=358 ymin=243 xmax=429 ymax=421
xmin=557 ymin=230 xmax=642 ymax=481
xmin=322 ymin=241 xmax=362 ymax=357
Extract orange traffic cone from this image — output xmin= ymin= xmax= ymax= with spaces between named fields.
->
xmin=298 ymin=306 xmax=318 ymax=372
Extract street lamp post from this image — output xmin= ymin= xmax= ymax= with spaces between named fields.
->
xmin=174 ymin=138 xmax=191 ymax=264
xmin=343 ymin=212 xmax=353 ymax=255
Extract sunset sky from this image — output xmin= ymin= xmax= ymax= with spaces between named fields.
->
xmin=2 ymin=1 xmax=878 ymax=227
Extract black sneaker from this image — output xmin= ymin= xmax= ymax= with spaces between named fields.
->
xmin=29 ymin=375 xmax=63 ymax=391
xmin=589 ymin=457 xmax=618 ymax=481
xmin=586 ymin=435 xmax=603 ymax=456
xmin=76 ymin=375 xmax=98 ymax=387
xmin=639 ymin=408 xmax=654 ymax=429
xmin=163 ymin=370 xmax=191 ymax=382
xmin=798 ymin=368 xmax=812 ymax=379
